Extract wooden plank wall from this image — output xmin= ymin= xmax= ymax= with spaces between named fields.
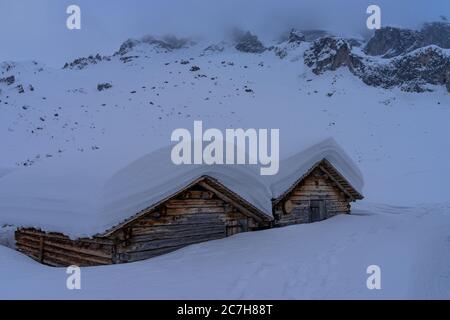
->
xmin=113 ymin=191 xmax=257 ymax=263
xmin=274 ymin=167 xmax=351 ymax=227
xmin=15 ymin=228 xmax=114 ymax=267
xmin=15 ymin=174 xmax=353 ymax=267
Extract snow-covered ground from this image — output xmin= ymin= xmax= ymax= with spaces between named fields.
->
xmin=1 ymin=203 xmax=449 ymax=300
xmin=1 ymin=35 xmax=450 ymax=299
xmin=0 ymin=225 xmax=15 ymax=249
xmin=1 ymin=41 xmax=449 ymax=205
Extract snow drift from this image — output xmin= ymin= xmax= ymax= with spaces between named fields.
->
xmin=0 ymin=138 xmax=363 ymax=239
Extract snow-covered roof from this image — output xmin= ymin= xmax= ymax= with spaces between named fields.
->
xmin=0 ymin=138 xmax=363 ymax=239
xmin=100 ymin=145 xmax=274 ymax=235
xmin=0 ymin=144 xmax=273 ymax=239
xmin=270 ymin=138 xmax=364 ymax=201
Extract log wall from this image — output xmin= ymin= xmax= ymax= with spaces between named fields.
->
xmin=15 ymin=228 xmax=115 ymax=267
xmin=15 ymin=170 xmax=357 ymax=267
xmin=274 ymin=167 xmax=351 ymax=227
xmin=15 ymin=185 xmax=262 ymax=267
xmin=112 ymin=191 xmax=259 ymax=263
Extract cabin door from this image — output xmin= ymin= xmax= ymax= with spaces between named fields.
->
xmin=226 ymin=218 xmax=248 ymax=236
xmin=310 ymin=200 xmax=327 ymax=222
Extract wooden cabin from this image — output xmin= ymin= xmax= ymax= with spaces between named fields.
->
xmin=15 ymin=157 xmax=363 ymax=267
xmin=15 ymin=176 xmax=272 ymax=267
xmin=272 ymin=159 xmax=364 ymax=227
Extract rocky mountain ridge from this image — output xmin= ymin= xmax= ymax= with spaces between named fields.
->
xmin=53 ymin=22 xmax=450 ymax=93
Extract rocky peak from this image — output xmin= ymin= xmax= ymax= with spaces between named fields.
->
xmin=304 ymin=37 xmax=363 ymax=74
xmin=388 ymin=46 xmax=450 ymax=92
xmin=365 ymin=22 xmax=450 ymax=59
xmin=364 ymin=27 xmax=423 ymax=58
xmin=116 ymin=39 xmax=140 ymax=56
xmin=287 ymin=29 xmax=305 ymax=44
xmin=304 ymin=34 xmax=450 ymax=93
xmin=273 ymin=29 xmax=306 ymax=59
xmin=357 ymin=46 xmax=450 ymax=93
xmin=202 ymin=43 xmax=226 ymax=55
xmin=142 ymin=35 xmax=193 ymax=50
xmin=116 ymin=35 xmax=193 ymax=56
xmin=421 ymin=22 xmax=450 ymax=49
xmin=234 ymin=31 xmax=266 ymax=54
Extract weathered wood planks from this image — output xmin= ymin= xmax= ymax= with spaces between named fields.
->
xmin=274 ymin=166 xmax=352 ymax=227
xmin=15 ymin=166 xmax=361 ymax=267
xmin=15 ymin=181 xmax=262 ymax=266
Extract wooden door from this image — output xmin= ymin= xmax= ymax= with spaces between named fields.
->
xmin=226 ymin=219 xmax=249 ymax=236
xmin=310 ymin=200 xmax=327 ymax=222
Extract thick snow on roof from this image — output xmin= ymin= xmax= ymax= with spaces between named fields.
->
xmin=0 ymin=144 xmax=272 ymax=238
xmin=0 ymin=138 xmax=363 ymax=238
xmin=101 ymin=145 xmax=273 ymax=232
xmin=270 ymin=138 xmax=364 ymax=199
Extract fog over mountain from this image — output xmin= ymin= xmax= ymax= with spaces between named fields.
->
xmin=1 ymin=0 xmax=449 ymax=66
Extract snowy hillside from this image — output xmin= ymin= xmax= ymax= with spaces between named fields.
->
xmin=1 ymin=202 xmax=449 ymax=299
xmin=1 ymin=30 xmax=449 ymax=205
xmin=1 ymin=24 xmax=450 ymax=300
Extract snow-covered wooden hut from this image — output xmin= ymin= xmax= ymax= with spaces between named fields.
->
xmin=1 ymin=139 xmax=363 ymax=266
xmin=15 ymin=175 xmax=272 ymax=266
xmin=7 ymin=147 xmax=273 ymax=266
xmin=269 ymin=139 xmax=364 ymax=226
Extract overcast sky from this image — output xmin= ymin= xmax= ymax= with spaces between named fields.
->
xmin=1 ymin=0 xmax=449 ymax=67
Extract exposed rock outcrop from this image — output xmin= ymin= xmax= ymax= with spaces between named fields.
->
xmin=116 ymin=35 xmax=193 ymax=56
xmin=365 ymin=22 xmax=450 ymax=58
xmin=287 ymin=29 xmax=305 ymax=44
xmin=234 ymin=31 xmax=266 ymax=54
xmin=421 ymin=22 xmax=450 ymax=49
xmin=116 ymin=39 xmax=140 ymax=56
xmin=0 ymin=75 xmax=15 ymax=86
xmin=97 ymin=83 xmax=113 ymax=91
xmin=304 ymin=37 xmax=364 ymax=74
xmin=364 ymin=27 xmax=423 ymax=58
xmin=203 ymin=43 xmax=225 ymax=54
xmin=368 ymin=46 xmax=450 ymax=92
xmin=63 ymin=54 xmax=110 ymax=70
xmin=274 ymin=29 xmax=306 ymax=59
xmin=305 ymin=36 xmax=450 ymax=92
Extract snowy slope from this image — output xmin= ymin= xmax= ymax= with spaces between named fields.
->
xmin=0 ymin=33 xmax=450 ymax=299
xmin=0 ymin=166 xmax=14 ymax=179
xmin=1 ymin=37 xmax=449 ymax=207
xmin=0 ymin=202 xmax=449 ymax=299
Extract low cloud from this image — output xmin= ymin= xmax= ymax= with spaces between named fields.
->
xmin=0 ymin=0 xmax=448 ymax=66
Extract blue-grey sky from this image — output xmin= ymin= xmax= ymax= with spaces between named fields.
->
xmin=1 ymin=0 xmax=449 ymax=67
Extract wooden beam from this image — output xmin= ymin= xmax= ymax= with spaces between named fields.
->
xmin=197 ymin=181 xmax=269 ymax=223
xmin=321 ymin=159 xmax=364 ymax=200
xmin=318 ymin=165 xmax=354 ymax=201
xmin=39 ymin=235 xmax=44 ymax=263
